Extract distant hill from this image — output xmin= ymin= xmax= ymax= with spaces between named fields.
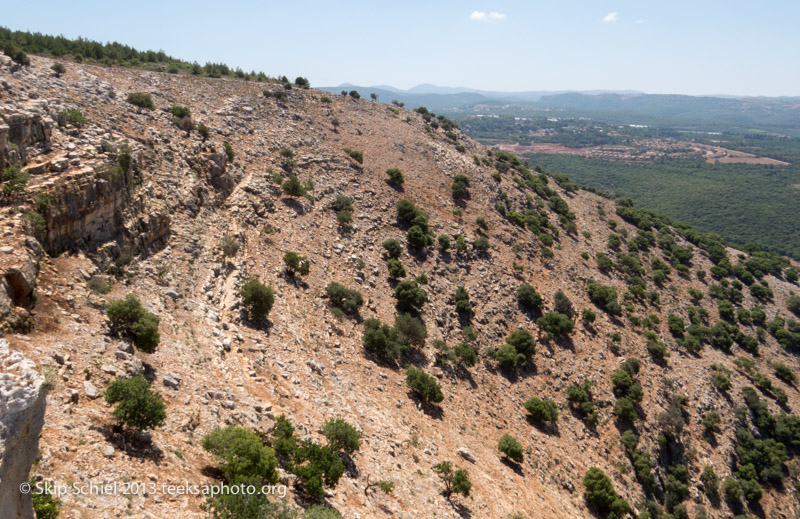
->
xmin=321 ymin=84 xmax=800 ymax=128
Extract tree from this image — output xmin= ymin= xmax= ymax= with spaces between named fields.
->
xmin=292 ymin=441 xmax=346 ymax=497
xmin=202 ymin=426 xmax=279 ymax=484
xmin=362 ymin=318 xmax=410 ymax=361
xmin=614 ymin=397 xmax=637 ymax=424
xmin=454 ymin=286 xmax=473 ymax=317
xmin=788 ymin=295 xmax=800 ymax=316
xmin=386 ymin=168 xmax=404 ymax=186
xmin=524 ymin=397 xmax=558 ymax=423
xmin=105 ymin=376 xmax=166 ymax=432
xmin=536 ymin=312 xmax=574 ymax=337
xmin=495 ymin=343 xmax=524 ymax=373
xmin=240 ymin=279 xmax=275 ymax=321
xmin=553 ymin=290 xmax=574 ymax=317
xmin=506 ymin=329 xmax=536 ymax=357
xmin=382 ymin=238 xmax=403 ymax=259
xmin=451 ymin=175 xmax=470 ymax=200
xmin=393 ymin=280 xmax=426 ymax=311
xmin=126 ymin=92 xmax=154 ymax=109
xmin=406 ymin=367 xmax=443 ymax=404
xmin=394 ymin=313 xmax=427 ymax=347
xmin=283 ymin=251 xmax=310 ymax=276
xmin=516 ymin=284 xmax=543 ymax=311
xmin=474 ymin=236 xmax=490 ymax=253
xmin=434 ymin=461 xmax=471 ymax=499
xmin=51 ymin=61 xmax=66 ymax=77
xmin=349 ymin=90 xmax=360 ymax=99
xmin=322 ymin=418 xmax=362 ymax=455
xmin=370 ymin=92 xmax=378 ymax=101
xmin=386 ymin=258 xmax=406 ymax=279
xmin=197 ymin=123 xmax=209 ymax=141
xmin=583 ymin=467 xmax=625 ymax=516
xmin=406 ymin=225 xmax=429 ymax=249
xmin=282 ymin=175 xmax=306 ymax=197
xmin=325 ymin=282 xmax=364 ymax=315
xmin=498 ymin=434 xmax=524 ymax=463
xmin=106 ymin=294 xmax=161 ymax=353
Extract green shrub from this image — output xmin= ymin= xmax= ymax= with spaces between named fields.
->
xmin=498 ymin=434 xmax=524 ymax=463
xmin=283 ymin=251 xmax=310 ymax=276
xmin=292 ymin=441 xmax=345 ymax=497
xmin=668 ymin=314 xmax=685 ymax=337
xmin=451 ymin=174 xmax=470 ymax=200
xmin=325 ymin=282 xmax=363 ymax=315
xmin=386 ymin=168 xmax=404 ymax=186
xmin=566 ymin=380 xmax=599 ymax=426
xmin=51 ymin=61 xmax=66 ymax=76
xmin=406 ymin=366 xmax=443 ymax=404
xmin=613 ymin=396 xmax=637 ymax=423
xmin=304 ymin=506 xmax=342 ymax=519
xmin=517 ymin=284 xmax=543 ymax=311
xmin=64 ymin=108 xmax=87 ymax=128
xmin=506 ymin=329 xmax=536 ymax=357
xmin=1 ymin=165 xmax=29 ymax=194
xmin=348 ymin=90 xmax=360 ymax=99
xmin=394 ymin=313 xmax=427 ymax=347
xmin=197 ymin=123 xmax=209 ymax=141
xmin=437 ymin=234 xmax=451 ymax=251
xmin=434 ymin=461 xmax=471 ymax=499
xmin=362 ymin=318 xmax=410 ymax=361
xmin=524 ymin=397 xmax=558 ymax=423
xmin=582 ymin=309 xmax=597 ymax=323
xmin=393 ymin=280 xmax=426 ymax=311
xmin=282 ymin=175 xmax=306 ymax=197
xmin=240 ymin=279 xmax=275 ymax=321
xmin=406 ymin=225 xmax=429 ymax=249
xmin=494 ymin=343 xmax=524 ymax=372
xmin=31 ymin=478 xmax=61 ymax=519
xmin=170 ymin=105 xmax=191 ymax=118
xmin=536 ymin=312 xmax=574 ymax=337
xmin=724 ymin=477 xmax=742 ymax=502
xmin=621 ymin=430 xmax=638 ymax=451
xmin=344 ymin=148 xmax=363 ymax=163
xmin=386 ymin=258 xmax=406 ymax=279
xmin=788 ymin=295 xmax=800 ymax=316
xmin=586 ymin=279 xmax=621 ymax=315
xmin=773 ymin=363 xmax=796 ymax=383
xmin=702 ymin=411 xmax=721 ymax=434
xmin=126 ymin=92 xmax=154 ymax=109
xmin=106 ymin=294 xmax=161 ymax=353
xmin=583 ymin=467 xmax=627 ymax=517
xmin=454 ymin=286 xmax=472 ymax=317
xmin=700 ymin=466 xmax=718 ymax=497
xmin=382 ymin=238 xmax=403 ymax=258
xmin=105 ymin=376 xmax=166 ymax=431
xmin=202 ymin=425 xmax=279 ymax=483
xmin=322 ymin=418 xmax=362 ymax=455
xmin=452 ymin=343 xmax=477 ymax=367
xmin=474 ymin=236 xmax=490 ymax=253
xmin=221 ymin=234 xmax=240 ymax=257
xmin=220 ymin=142 xmax=234 ymax=163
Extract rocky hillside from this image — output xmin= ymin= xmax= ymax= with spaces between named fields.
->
xmin=2 ymin=52 xmax=800 ymax=519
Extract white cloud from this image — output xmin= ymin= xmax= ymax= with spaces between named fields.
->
xmin=470 ymin=11 xmax=507 ymax=22
xmin=602 ymin=12 xmax=619 ymax=23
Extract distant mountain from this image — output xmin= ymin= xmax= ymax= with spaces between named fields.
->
xmin=320 ymin=84 xmax=800 ymax=128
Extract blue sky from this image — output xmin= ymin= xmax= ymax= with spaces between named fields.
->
xmin=4 ymin=0 xmax=799 ymax=96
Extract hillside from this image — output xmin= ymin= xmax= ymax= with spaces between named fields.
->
xmin=2 ymin=51 xmax=800 ymax=519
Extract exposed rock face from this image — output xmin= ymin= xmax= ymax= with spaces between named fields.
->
xmin=0 ymin=339 xmax=47 ymax=519
xmin=0 ymin=103 xmax=54 ymax=170
xmin=0 ymin=237 xmax=43 ymax=332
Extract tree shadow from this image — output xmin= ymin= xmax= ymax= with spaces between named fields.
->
xmin=525 ymin=416 xmax=559 ymax=436
xmin=93 ymin=424 xmax=164 ymax=463
xmin=500 ymin=457 xmax=524 ymax=476
xmin=386 ymin=181 xmax=404 ymax=192
xmin=280 ymin=197 xmax=306 ymax=215
xmin=450 ymin=501 xmax=472 ymax=518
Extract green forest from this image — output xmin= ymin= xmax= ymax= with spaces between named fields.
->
xmin=525 ymin=154 xmax=800 ymax=259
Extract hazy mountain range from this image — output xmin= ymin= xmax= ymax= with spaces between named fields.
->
xmin=320 ymin=84 xmax=800 ymax=127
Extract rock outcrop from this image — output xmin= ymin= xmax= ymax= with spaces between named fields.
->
xmin=0 ymin=339 xmax=47 ymax=519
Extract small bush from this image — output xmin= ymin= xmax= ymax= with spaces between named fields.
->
xmin=105 ymin=376 xmax=166 ymax=431
xmin=282 ymin=175 xmax=307 ymax=197
xmin=362 ymin=318 xmax=410 ymax=361
xmin=283 ymin=251 xmax=310 ymax=276
xmin=170 ymin=105 xmax=191 ymax=118
xmin=344 ymin=148 xmax=363 ymax=163
xmin=536 ymin=312 xmax=574 ymax=337
xmin=31 ymin=479 xmax=61 ymax=518
xmin=382 ymin=238 xmax=403 ymax=258
xmin=451 ymin=175 xmax=470 ymax=200
xmin=524 ymin=397 xmax=558 ymax=423
xmin=197 ymin=123 xmax=209 ymax=141
xmin=517 ymin=284 xmax=543 ymax=311
xmin=454 ymin=286 xmax=473 ymax=317
xmin=1 ymin=165 xmax=29 ymax=194
xmin=474 ymin=236 xmax=490 ymax=253
xmin=222 ymin=234 xmax=240 ymax=257
xmin=106 ymin=295 xmax=161 ymax=353
xmin=202 ymin=425 xmax=279 ymax=484
xmin=434 ymin=461 xmax=471 ymax=499
xmin=322 ymin=418 xmax=362 ymax=455
xmin=393 ymin=280 xmax=426 ymax=311
xmin=394 ymin=313 xmax=427 ymax=347
xmin=583 ymin=467 xmax=628 ymax=517
xmin=498 ymin=434 xmax=524 ymax=463
xmin=325 ymin=282 xmax=363 ymax=315
xmin=386 ymin=258 xmax=406 ymax=279
xmin=406 ymin=366 xmax=443 ymax=404
xmin=51 ymin=61 xmax=66 ymax=76
xmin=240 ymin=279 xmax=275 ymax=321
xmin=438 ymin=234 xmax=451 ymax=251
xmin=64 ymin=108 xmax=87 ymax=128
xmin=126 ymin=92 xmax=154 ymax=109
xmin=386 ymin=168 xmax=404 ymax=186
